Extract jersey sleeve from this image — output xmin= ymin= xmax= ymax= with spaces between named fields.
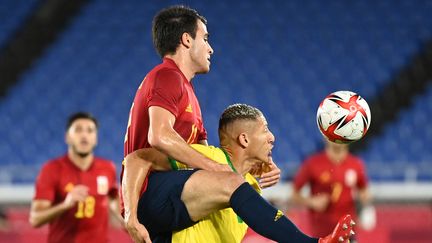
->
xmin=148 ymin=69 xmax=184 ymax=117
xmin=106 ymin=161 xmax=119 ymax=198
xmin=197 ymin=124 xmax=208 ymax=141
xmin=356 ymin=158 xmax=368 ymax=189
xmin=33 ymin=162 xmax=57 ymax=201
xmin=293 ymin=159 xmax=312 ymax=191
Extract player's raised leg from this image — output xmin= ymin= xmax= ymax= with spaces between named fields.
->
xmin=181 ymin=171 xmax=314 ymax=242
xmin=182 ymin=172 xmax=354 ymax=243
xmin=180 ymin=170 xmax=243 ymax=220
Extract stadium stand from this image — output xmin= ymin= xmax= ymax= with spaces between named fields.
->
xmin=360 ymin=82 xmax=432 ymax=181
xmin=0 ymin=0 xmax=431 ymax=184
xmin=0 ymin=0 xmax=39 ymax=48
xmin=1 ymin=1 xmax=432 ymax=243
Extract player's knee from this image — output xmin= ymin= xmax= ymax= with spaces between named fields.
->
xmin=222 ymin=173 xmax=245 ymax=197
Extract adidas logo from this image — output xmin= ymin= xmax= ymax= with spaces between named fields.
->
xmin=185 ymin=104 xmax=193 ymax=113
xmin=274 ymin=210 xmax=284 ymax=221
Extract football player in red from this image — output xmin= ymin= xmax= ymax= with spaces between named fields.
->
xmin=29 ymin=112 xmax=123 ymax=243
xmin=291 ymin=139 xmax=373 ymax=241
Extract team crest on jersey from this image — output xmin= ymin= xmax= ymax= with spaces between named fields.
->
xmin=97 ymin=176 xmax=109 ymax=195
xmin=345 ymin=169 xmax=357 ymax=187
xmin=64 ymin=182 xmax=74 ymax=193
xmin=319 ymin=171 xmax=331 ymax=183
xmin=185 ymin=104 xmax=193 ymax=113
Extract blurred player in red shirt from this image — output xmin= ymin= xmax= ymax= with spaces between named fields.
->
xmin=29 ymin=112 xmax=123 ymax=243
xmin=291 ymin=139 xmax=373 ymax=239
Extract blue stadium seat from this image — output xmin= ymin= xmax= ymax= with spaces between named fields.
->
xmin=1 ymin=0 xmax=432 ymax=183
xmin=0 ymin=0 xmax=39 ymax=47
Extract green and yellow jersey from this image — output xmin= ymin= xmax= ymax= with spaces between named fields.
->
xmin=170 ymin=144 xmax=261 ymax=243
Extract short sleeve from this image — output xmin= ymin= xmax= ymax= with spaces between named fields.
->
xmin=108 ymin=161 xmax=119 ymax=198
xmin=197 ymin=123 xmax=207 ymax=141
xmin=33 ymin=162 xmax=58 ymax=202
xmin=356 ymin=158 xmax=368 ymax=189
xmin=148 ymin=69 xmax=184 ymax=117
xmin=293 ymin=159 xmax=312 ymax=191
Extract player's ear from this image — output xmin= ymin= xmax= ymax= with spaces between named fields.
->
xmin=65 ymin=131 xmax=70 ymax=145
xmin=238 ymin=132 xmax=249 ymax=148
xmin=94 ymin=132 xmax=98 ymax=147
xmin=181 ymin=32 xmax=192 ymax=48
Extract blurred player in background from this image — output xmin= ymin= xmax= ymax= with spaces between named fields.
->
xmin=0 ymin=208 xmax=9 ymax=232
xmin=124 ymin=104 xmax=354 ymax=243
xmin=290 ymin=139 xmax=374 ymax=241
xmin=29 ymin=112 xmax=123 ymax=243
xmin=121 ymin=5 xmax=280 ymax=241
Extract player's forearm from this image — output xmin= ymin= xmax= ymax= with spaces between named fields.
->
xmin=291 ymin=191 xmax=311 ymax=207
xmin=122 ymin=154 xmax=152 ymax=223
xmin=109 ymin=197 xmax=125 ymax=227
xmin=149 ymin=127 xmax=219 ymax=170
xmin=358 ymin=188 xmax=372 ymax=206
xmin=29 ymin=202 xmax=70 ymax=227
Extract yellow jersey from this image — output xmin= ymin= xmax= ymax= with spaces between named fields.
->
xmin=169 ymin=144 xmax=261 ymax=243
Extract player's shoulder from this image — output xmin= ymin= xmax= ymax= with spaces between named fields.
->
xmin=40 ymin=155 xmax=68 ymax=172
xmin=154 ymin=67 xmax=183 ymax=83
xmin=190 ymin=144 xmax=228 ymax=164
xmin=346 ymin=153 xmax=365 ymax=166
xmin=93 ymin=157 xmax=116 ymax=169
xmin=35 ymin=157 xmax=64 ymax=188
xmin=304 ymin=151 xmax=326 ymax=165
xmin=93 ymin=156 xmax=112 ymax=163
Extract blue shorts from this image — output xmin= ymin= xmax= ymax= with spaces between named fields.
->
xmin=137 ymin=170 xmax=198 ymax=241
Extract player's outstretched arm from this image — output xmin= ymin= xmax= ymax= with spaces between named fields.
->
xmin=122 ymin=151 xmax=157 ymax=243
xmin=29 ymin=185 xmax=89 ymax=227
xmin=318 ymin=214 xmax=355 ymax=243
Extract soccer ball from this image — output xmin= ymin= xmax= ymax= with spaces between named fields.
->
xmin=316 ymin=91 xmax=371 ymax=144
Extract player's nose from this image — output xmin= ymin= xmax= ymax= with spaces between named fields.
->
xmin=269 ymin=131 xmax=275 ymax=144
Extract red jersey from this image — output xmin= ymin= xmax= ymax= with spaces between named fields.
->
xmin=33 ymin=155 xmax=118 ymax=243
xmin=120 ymin=57 xmax=206 ymax=213
xmin=293 ymin=151 xmax=368 ymax=237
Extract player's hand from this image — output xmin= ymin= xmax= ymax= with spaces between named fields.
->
xmin=63 ymin=185 xmax=89 ymax=209
xmin=319 ymin=214 xmax=355 ymax=243
xmin=359 ymin=204 xmax=376 ymax=230
xmin=309 ymin=194 xmax=330 ymax=212
xmin=124 ymin=218 xmax=152 ymax=243
xmin=258 ymin=157 xmax=281 ymax=188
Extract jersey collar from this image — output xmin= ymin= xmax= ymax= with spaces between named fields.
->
xmin=221 ymin=148 xmax=237 ymax=173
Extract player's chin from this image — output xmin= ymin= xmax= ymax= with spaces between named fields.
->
xmin=261 ymin=155 xmax=271 ymax=164
xmin=197 ymin=67 xmax=210 ymax=74
xmin=75 ymin=147 xmax=94 ymax=156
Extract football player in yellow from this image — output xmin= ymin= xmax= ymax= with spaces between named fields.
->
xmin=123 ymin=104 xmax=354 ymax=243
xmin=169 ymin=143 xmax=264 ymax=243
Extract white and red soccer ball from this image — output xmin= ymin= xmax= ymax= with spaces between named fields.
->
xmin=317 ymin=91 xmax=371 ymax=144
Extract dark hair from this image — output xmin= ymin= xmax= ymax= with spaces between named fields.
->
xmin=219 ymin=104 xmax=263 ymax=132
xmin=152 ymin=5 xmax=207 ymax=57
xmin=66 ymin=112 xmax=98 ymax=130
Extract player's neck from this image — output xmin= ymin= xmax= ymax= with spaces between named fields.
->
xmin=326 ymin=150 xmax=347 ymax=164
xmin=165 ymin=54 xmax=195 ymax=81
xmin=68 ymin=150 xmax=94 ymax=171
xmin=223 ymin=147 xmax=250 ymax=176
